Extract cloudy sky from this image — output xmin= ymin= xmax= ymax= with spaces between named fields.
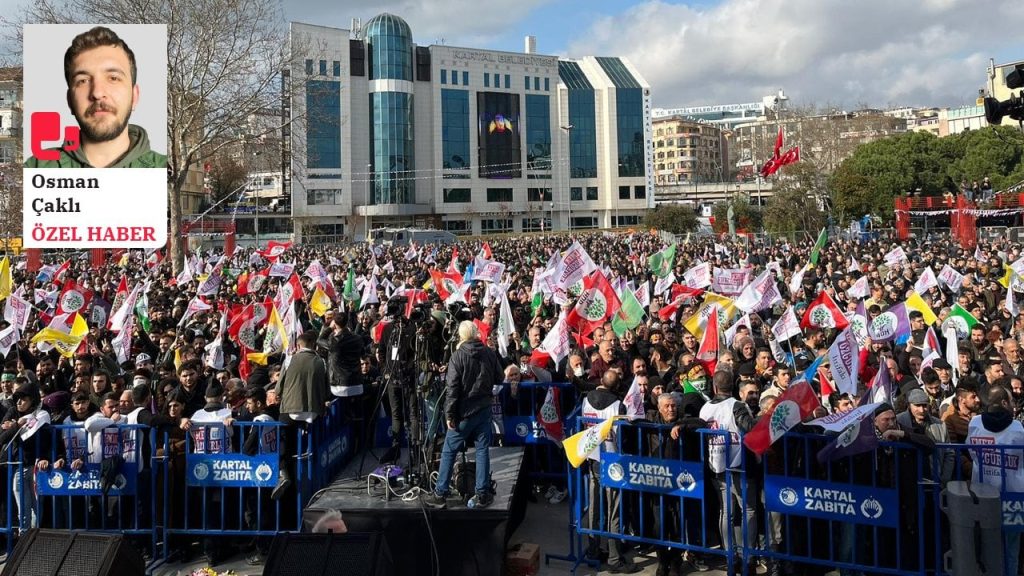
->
xmin=285 ymin=0 xmax=1024 ymax=110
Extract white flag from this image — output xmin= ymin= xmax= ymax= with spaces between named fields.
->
xmin=0 ymin=325 xmax=19 ymax=357
xmin=724 ymin=314 xmax=752 ymax=346
xmin=938 ymin=265 xmax=964 ymax=292
xmin=360 ymin=275 xmax=380 ymax=309
xmin=848 ymin=257 xmax=860 ymax=272
xmin=473 ymin=256 xmax=506 ymax=284
xmin=1008 ymin=282 xmax=1020 ymax=317
xmin=497 ymin=290 xmax=516 ymax=357
xmin=623 ymin=377 xmax=645 ymax=421
xmin=827 ymin=327 xmax=859 ymax=395
xmin=772 ymin=306 xmax=801 ymax=341
xmin=943 ymin=324 xmax=960 ymax=387
xmin=884 ymin=246 xmax=908 ymax=266
xmin=109 ymin=283 xmax=143 ymax=333
xmin=634 ymin=281 xmax=650 ymax=308
xmin=555 ymin=241 xmax=597 ymax=290
xmin=735 ymin=270 xmax=780 ymax=314
xmin=789 ymin=263 xmax=810 ymax=297
xmin=204 ymin=311 xmax=229 ymax=370
xmin=914 ymin=266 xmax=938 ymax=294
xmin=683 ymin=262 xmax=712 ymax=289
xmin=539 ymin=313 xmax=573 ymax=366
xmin=974 ymin=246 xmax=985 ymax=262
xmin=111 ymin=315 xmax=134 ymax=365
xmin=178 ymin=295 xmax=212 ymax=327
xmin=653 ymin=272 xmax=676 ymax=297
xmin=847 ymin=276 xmax=869 ymax=300
xmin=4 ymin=294 xmax=31 ymax=332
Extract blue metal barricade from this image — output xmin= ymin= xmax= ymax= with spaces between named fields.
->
xmin=748 ymin=432 xmax=938 ymax=576
xmin=497 ymin=381 xmax=576 ymax=484
xmin=566 ymin=416 xmax=735 ymax=573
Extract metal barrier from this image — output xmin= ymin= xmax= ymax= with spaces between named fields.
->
xmin=496 ymin=381 xmax=577 ymax=483
xmin=747 ymin=432 xmax=939 ymax=576
xmin=565 ymin=417 xmax=738 ymax=573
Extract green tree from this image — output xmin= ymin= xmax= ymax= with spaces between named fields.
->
xmin=712 ymin=196 xmax=762 ymax=234
xmin=643 ymin=204 xmax=698 ymax=235
xmin=763 ymin=162 xmax=826 ymax=234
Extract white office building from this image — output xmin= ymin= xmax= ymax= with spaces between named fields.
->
xmin=288 ymin=15 xmax=653 ymax=242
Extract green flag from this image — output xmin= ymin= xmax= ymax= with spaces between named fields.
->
xmin=648 ymin=243 xmax=677 ymax=278
xmin=531 ymin=291 xmax=543 ymax=317
xmin=809 ymin=228 xmax=828 ymax=266
xmin=343 ymin=268 xmax=360 ymax=307
xmin=941 ymin=303 xmax=978 ymax=340
xmin=611 ymin=289 xmax=645 ymax=337
xmin=135 ymin=291 xmax=151 ymax=332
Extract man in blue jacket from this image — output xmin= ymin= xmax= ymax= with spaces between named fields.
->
xmin=423 ymin=321 xmax=502 ymax=509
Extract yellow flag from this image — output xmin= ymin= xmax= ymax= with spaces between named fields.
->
xmin=309 ymin=285 xmax=332 ymax=317
xmin=246 ymin=351 xmax=269 ymax=365
xmin=174 ymin=347 xmax=182 ymax=370
xmin=0 ymin=256 xmax=11 ymax=300
xmin=562 ymin=416 xmax=618 ymax=468
xmin=1000 ymin=265 xmax=1014 ymax=289
xmin=30 ymin=313 xmax=89 ymax=358
xmin=684 ymin=293 xmax=737 ymax=339
xmin=905 ymin=291 xmax=938 ymax=325
xmin=267 ymin=305 xmax=289 ymax=351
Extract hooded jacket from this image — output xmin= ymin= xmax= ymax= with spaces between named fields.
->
xmin=445 ymin=340 xmax=502 ymax=423
xmin=25 ymin=124 xmax=167 ymax=168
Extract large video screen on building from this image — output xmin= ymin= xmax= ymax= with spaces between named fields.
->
xmin=477 ymin=92 xmax=521 ymax=179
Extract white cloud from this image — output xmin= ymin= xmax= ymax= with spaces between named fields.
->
xmin=566 ymin=0 xmax=1024 ymax=109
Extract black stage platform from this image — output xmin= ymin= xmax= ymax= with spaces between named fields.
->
xmin=303 ymin=447 xmax=528 ymax=576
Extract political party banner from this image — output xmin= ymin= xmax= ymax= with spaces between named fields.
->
xmin=38 ymin=463 xmax=137 ymax=496
xmin=601 ymin=452 xmax=704 ymax=499
xmin=186 ymin=453 xmax=278 ymax=488
xmin=764 ymin=475 xmax=898 ymax=528
xmin=712 ymin=268 xmax=750 ymax=296
xmin=808 ymin=402 xmax=882 ymax=433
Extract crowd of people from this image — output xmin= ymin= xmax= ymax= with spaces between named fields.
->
xmin=1 ymin=228 xmax=1023 ymax=574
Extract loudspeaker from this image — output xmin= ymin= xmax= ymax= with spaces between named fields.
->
xmin=264 ymin=532 xmax=393 ymax=576
xmin=1 ymin=529 xmax=145 ymax=576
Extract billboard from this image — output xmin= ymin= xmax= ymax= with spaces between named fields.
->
xmin=477 ymin=92 xmax=521 ymax=179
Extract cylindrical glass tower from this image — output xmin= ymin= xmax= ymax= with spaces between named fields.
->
xmin=365 ymin=13 xmax=414 ymax=205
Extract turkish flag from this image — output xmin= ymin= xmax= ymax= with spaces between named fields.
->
xmin=777 ymin=146 xmax=800 ymax=168
xmin=773 ymin=127 xmax=784 ymax=158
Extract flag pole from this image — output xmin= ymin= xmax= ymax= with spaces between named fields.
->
xmin=783 ymin=338 xmax=797 ymax=372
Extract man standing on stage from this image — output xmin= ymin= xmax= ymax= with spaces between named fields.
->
xmin=423 ymin=321 xmax=502 ymax=509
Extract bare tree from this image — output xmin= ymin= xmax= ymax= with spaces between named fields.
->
xmin=0 ymin=164 xmax=22 ymax=253
xmin=7 ymin=0 xmax=303 ymax=272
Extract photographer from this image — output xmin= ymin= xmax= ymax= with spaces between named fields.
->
xmin=423 ymin=321 xmax=502 ymax=509
xmin=378 ymin=298 xmax=418 ymax=463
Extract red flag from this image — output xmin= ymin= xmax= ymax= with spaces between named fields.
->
xmin=773 ymin=127 xmax=784 ymax=158
xmin=670 ymin=283 xmax=703 ymax=302
xmin=284 ymin=273 xmax=304 ymax=302
xmin=259 ymin=240 xmax=292 ymax=262
xmin=56 ymin=280 xmax=92 ymax=316
xmin=696 ymin=305 xmax=719 ymax=375
xmin=819 ymin=366 xmax=835 ymax=406
xmin=474 ymin=319 xmax=492 ymax=343
xmin=743 ymin=381 xmax=820 ymax=456
xmin=448 ymin=247 xmax=460 ymax=274
xmin=429 ymin=268 xmax=464 ymax=301
xmin=800 ymin=291 xmax=850 ymax=330
xmin=146 ymin=249 xmax=164 ymax=269
xmin=52 ymin=260 xmax=70 ymax=285
xmin=107 ymin=276 xmax=129 ymax=329
xmin=529 ymin=349 xmax=552 ymax=371
xmin=237 ymin=268 xmax=269 ymax=296
xmin=759 ymin=157 xmax=779 ymax=178
xmin=777 ymin=146 xmax=800 ymax=168
xmin=404 ymin=289 xmax=430 ymax=319
xmin=536 ymin=386 xmax=564 ymax=443
xmin=371 ymin=320 xmax=392 ymax=344
xmin=566 ymin=270 xmax=622 ymax=336
xmin=480 ymin=242 xmax=493 ymax=260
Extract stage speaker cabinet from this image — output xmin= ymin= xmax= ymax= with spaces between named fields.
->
xmin=265 ymin=532 xmax=394 ymax=576
xmin=1 ymin=529 xmax=146 ymax=576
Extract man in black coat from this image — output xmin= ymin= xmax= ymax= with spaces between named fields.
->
xmin=322 ymin=315 xmax=364 ymax=397
xmin=423 ymin=321 xmax=502 ymax=509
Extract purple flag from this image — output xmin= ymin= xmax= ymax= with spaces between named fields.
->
xmin=867 ymin=302 xmax=910 ymax=343
xmin=859 ymin=362 xmax=893 ymax=407
xmin=816 ymin=411 xmax=879 ymax=463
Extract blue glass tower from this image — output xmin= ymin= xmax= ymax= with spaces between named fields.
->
xmin=365 ymin=13 xmax=414 ymax=204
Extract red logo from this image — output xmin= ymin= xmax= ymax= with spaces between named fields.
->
xmin=31 ymin=112 xmax=80 ymax=161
